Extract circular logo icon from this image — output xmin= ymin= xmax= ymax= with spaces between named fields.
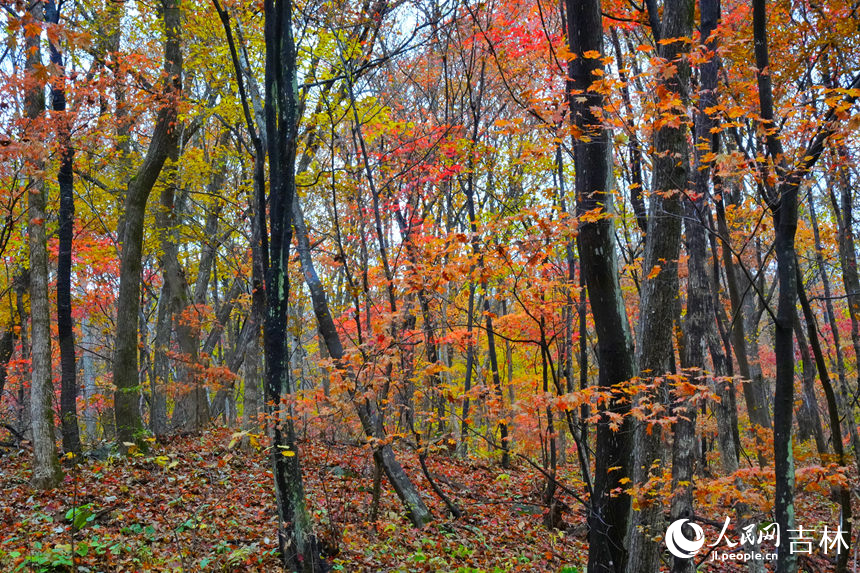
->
xmin=665 ymin=518 xmax=705 ymax=559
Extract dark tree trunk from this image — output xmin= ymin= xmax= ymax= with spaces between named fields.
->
xmin=45 ymin=0 xmax=82 ymax=457
xmin=796 ymin=266 xmax=852 ymax=572
xmin=768 ymin=94 xmax=800 ymax=573
xmin=808 ymin=196 xmax=860 ymax=474
xmin=262 ymin=1 xmax=323 ymax=568
xmin=792 ymin=309 xmax=827 ymax=454
xmin=565 ymin=0 xmax=636 ymax=570
xmin=753 ymin=1 xmax=797 ymax=570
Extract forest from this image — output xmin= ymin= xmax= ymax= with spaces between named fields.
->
xmin=0 ymin=0 xmax=859 ymax=570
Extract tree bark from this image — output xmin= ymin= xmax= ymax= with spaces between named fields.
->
xmin=24 ymin=3 xmax=63 ymax=489
xmin=626 ymin=0 xmax=692 ymax=568
xmin=113 ymin=0 xmax=183 ymax=446
xmin=565 ymin=0 xmax=636 ymax=569
xmin=809 ymin=195 xmax=860 ymax=474
xmin=262 ymin=0 xmax=323 ymax=568
xmin=45 ymin=0 xmax=82 ymax=457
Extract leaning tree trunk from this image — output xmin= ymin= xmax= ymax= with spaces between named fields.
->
xmin=24 ymin=3 xmax=63 ymax=488
xmin=796 ymin=266 xmax=852 ymax=572
xmin=46 ymin=0 xmax=82 ymax=457
xmin=565 ymin=0 xmax=636 ymax=570
xmin=294 ymin=195 xmax=433 ymax=527
xmin=809 ymin=196 xmax=860 ymax=474
xmin=113 ymin=0 xmax=183 ymax=446
xmin=792 ymin=309 xmax=827 ymax=454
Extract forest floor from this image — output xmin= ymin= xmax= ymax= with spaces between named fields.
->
xmin=0 ymin=427 xmax=847 ymax=572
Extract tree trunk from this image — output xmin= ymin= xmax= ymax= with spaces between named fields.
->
xmin=81 ymin=320 xmax=99 ymax=442
xmin=753 ymin=0 xmax=798 ymax=569
xmin=796 ymin=264 xmax=852 ymax=572
xmin=23 ymin=3 xmax=63 ymax=488
xmin=262 ymin=1 xmax=323 ymax=568
xmin=113 ymin=0 xmax=183 ymax=446
xmin=808 ymin=197 xmax=860 ymax=474
xmin=792 ymin=309 xmax=827 ymax=454
xmin=45 ymin=0 xmax=82 ymax=457
xmin=626 ymin=0 xmax=692 ymax=568
xmin=565 ymin=0 xmax=636 ymax=569
xmin=242 ymin=325 xmax=262 ymax=432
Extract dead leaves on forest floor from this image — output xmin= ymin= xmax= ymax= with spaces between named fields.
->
xmin=0 ymin=429 xmax=584 ymax=572
xmin=0 ymin=428 xmax=851 ymax=571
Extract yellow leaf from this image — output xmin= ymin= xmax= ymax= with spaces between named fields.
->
xmin=281 ymin=450 xmax=296 ymax=457
xmin=727 ymin=106 xmax=744 ymax=119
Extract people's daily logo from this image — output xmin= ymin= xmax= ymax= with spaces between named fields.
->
xmin=664 ymin=517 xmax=846 ymax=563
xmin=665 ymin=519 xmax=706 ymax=559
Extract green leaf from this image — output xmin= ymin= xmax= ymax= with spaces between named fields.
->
xmin=65 ymin=504 xmax=95 ymax=530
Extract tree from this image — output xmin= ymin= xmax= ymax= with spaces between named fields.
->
xmin=260 ymin=0 xmax=324 ymax=568
xmin=565 ymin=0 xmax=635 ymax=569
xmin=112 ymin=0 xmax=183 ymax=446
xmin=45 ymin=0 xmax=82 ymax=457
xmin=626 ymin=0 xmax=692 ymax=568
xmin=24 ymin=1 xmax=63 ymax=489
xmin=752 ymin=0 xmax=860 ymax=570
